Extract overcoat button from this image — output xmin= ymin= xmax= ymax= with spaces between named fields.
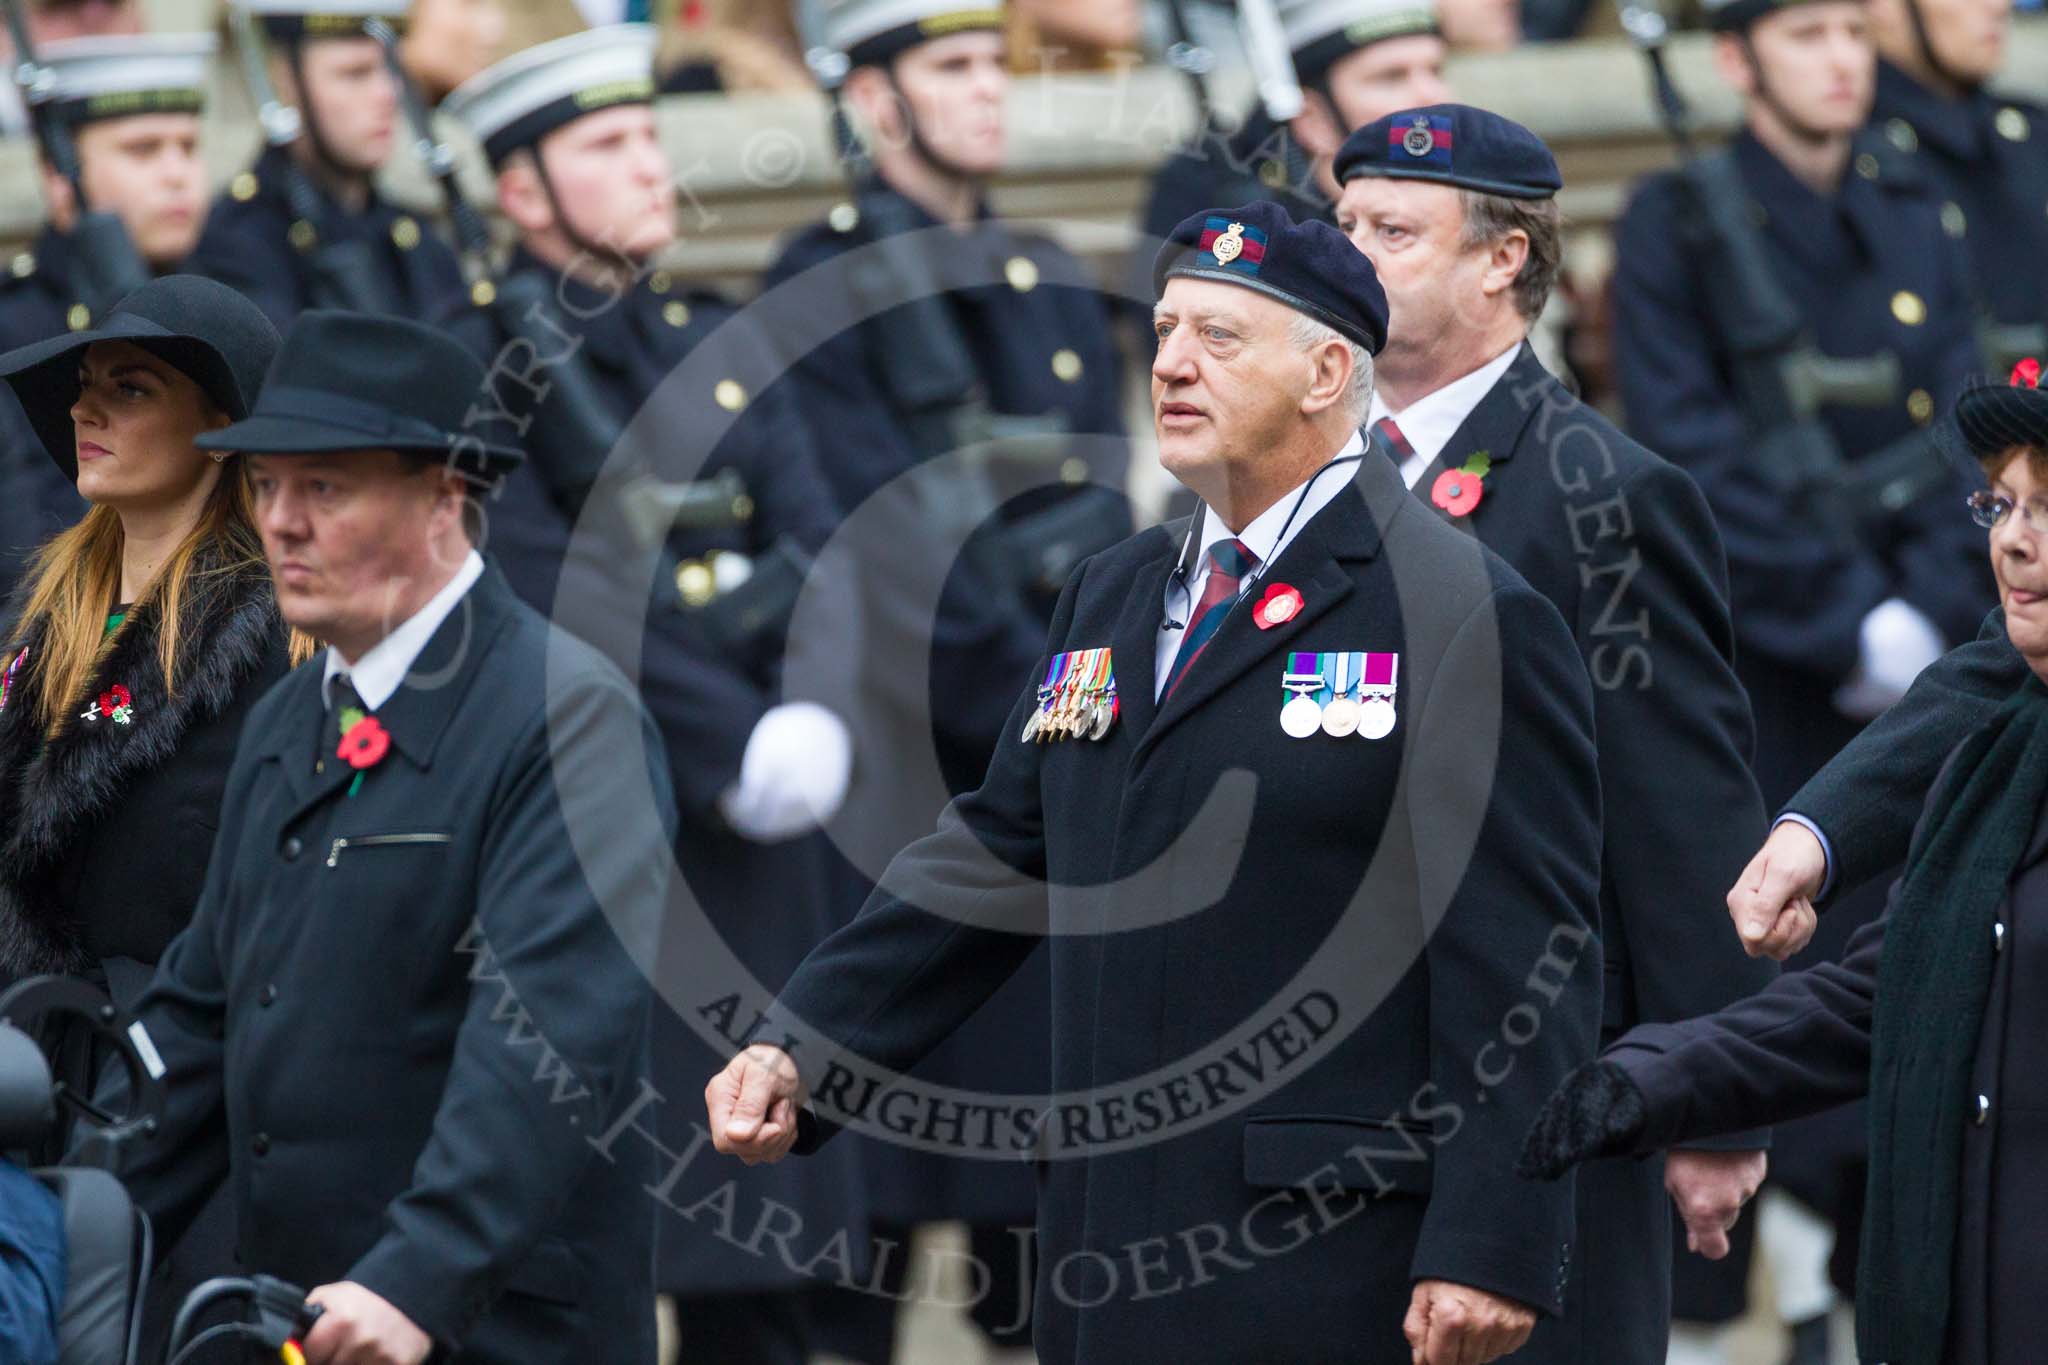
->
xmin=252 ymin=1132 xmax=271 ymax=1155
xmin=259 ymin=984 xmax=278 ymax=1007
xmin=281 ymin=836 xmax=303 ymax=861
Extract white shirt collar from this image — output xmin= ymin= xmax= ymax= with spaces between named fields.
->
xmin=1194 ymin=427 xmax=1367 ymax=574
xmin=1367 ymin=342 xmax=1522 ymax=489
xmin=322 ymin=550 xmax=485 ymax=712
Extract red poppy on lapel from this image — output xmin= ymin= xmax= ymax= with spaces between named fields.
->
xmin=1253 ymin=582 xmax=1304 ymax=629
xmin=339 ymin=715 xmax=391 ymax=770
xmin=2015 ymin=357 xmax=2042 ymax=389
xmin=1431 ymin=450 xmax=1492 ymax=518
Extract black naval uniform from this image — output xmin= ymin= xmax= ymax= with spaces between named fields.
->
xmin=186 ymin=146 xmax=466 ymax=331
xmin=762 ymin=186 xmax=1130 ymax=1260
xmin=771 ymin=450 xmax=1601 ymax=1363
xmin=0 ymin=231 xmax=94 ymax=606
xmin=460 ymin=253 xmax=874 ymax=1354
xmin=1141 ymin=110 xmax=1332 ymax=246
xmin=1614 ymin=123 xmax=1990 ymax=1311
xmin=1870 ymin=59 xmax=2048 ymax=360
xmin=117 ymin=566 xmax=670 ymax=1364
xmin=1393 ymin=343 xmax=1778 ymax=1361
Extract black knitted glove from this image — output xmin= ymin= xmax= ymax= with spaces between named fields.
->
xmin=1516 ymin=1060 xmax=1648 ymax=1181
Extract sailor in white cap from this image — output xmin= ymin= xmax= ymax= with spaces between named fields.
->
xmin=1139 ymin=0 xmax=1451 ymax=239
xmin=183 ymin=0 xmax=465 ymax=331
xmin=0 ymin=31 xmax=216 ymax=603
xmin=445 ymin=27 xmax=870 ymax=1365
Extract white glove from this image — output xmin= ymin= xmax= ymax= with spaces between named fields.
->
xmin=1832 ymin=598 xmax=1945 ymax=720
xmin=717 ymin=701 xmax=853 ymax=841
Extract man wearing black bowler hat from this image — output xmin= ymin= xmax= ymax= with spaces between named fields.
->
xmin=707 ymin=199 xmax=1601 ymax=1365
xmin=1332 ymin=103 xmax=1778 ymax=1360
xmin=113 ymin=311 xmax=676 ymax=1365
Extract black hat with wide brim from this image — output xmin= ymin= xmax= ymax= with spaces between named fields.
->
xmin=194 ymin=309 xmax=523 ymax=475
xmin=0 ymin=274 xmax=281 ymax=480
xmin=1953 ymin=364 xmax=2048 ymax=462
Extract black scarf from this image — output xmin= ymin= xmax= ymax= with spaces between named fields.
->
xmin=1860 ymin=674 xmax=2048 ymax=1363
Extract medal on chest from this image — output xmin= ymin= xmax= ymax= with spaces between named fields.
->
xmin=1023 ymin=647 xmax=1118 ymax=744
xmin=1279 ymin=651 xmax=1399 ymax=740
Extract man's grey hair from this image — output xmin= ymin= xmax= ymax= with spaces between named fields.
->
xmin=1286 ymin=313 xmax=1374 ymax=425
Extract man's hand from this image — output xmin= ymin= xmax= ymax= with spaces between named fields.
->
xmin=1666 ymin=1148 xmax=1767 ymax=1260
xmin=705 ymin=1043 xmax=805 ymax=1165
xmin=302 ymin=1282 xmax=430 ymax=1365
xmin=1728 ymin=821 xmax=1826 ymax=960
xmin=1403 ymin=1279 xmax=1536 ymax=1365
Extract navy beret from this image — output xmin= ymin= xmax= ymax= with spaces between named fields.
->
xmin=1152 ymin=200 xmax=1390 ymax=355
xmin=1335 ymin=103 xmax=1562 ymax=201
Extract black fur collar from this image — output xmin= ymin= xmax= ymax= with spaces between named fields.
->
xmin=0 ymin=545 xmax=281 ymax=975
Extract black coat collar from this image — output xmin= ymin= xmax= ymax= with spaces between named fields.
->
xmin=252 ymin=561 xmax=517 ymax=815
xmin=0 ymin=547 xmax=282 ymax=973
xmin=1872 ymin=59 xmax=1989 ymax=162
xmin=1408 ymin=341 xmax=1549 ymax=511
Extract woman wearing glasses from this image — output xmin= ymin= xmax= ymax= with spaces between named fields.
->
xmin=1522 ymin=360 xmax=2048 ymax=1365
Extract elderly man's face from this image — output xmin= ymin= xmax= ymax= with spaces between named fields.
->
xmin=1150 ymin=278 xmax=1318 ymax=493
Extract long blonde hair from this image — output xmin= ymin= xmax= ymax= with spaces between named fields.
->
xmin=8 ymin=465 xmax=315 ymax=739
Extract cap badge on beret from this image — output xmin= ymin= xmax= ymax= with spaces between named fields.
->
xmin=1199 ymin=218 xmax=1267 ymax=275
xmin=1397 ymin=113 xmax=1452 ymax=164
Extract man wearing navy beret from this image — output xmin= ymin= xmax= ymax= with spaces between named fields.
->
xmin=1334 ymin=102 xmax=1780 ymax=1361
xmin=706 ymin=197 xmax=1602 ymax=1365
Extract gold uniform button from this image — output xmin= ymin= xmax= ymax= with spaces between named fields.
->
xmin=1907 ymin=388 xmax=1934 ymax=424
xmin=288 ymin=219 xmax=317 ymax=252
xmin=66 ymin=303 xmax=90 ymax=331
xmin=649 ymin=270 xmax=673 ymax=295
xmin=390 ymin=215 xmax=420 ymax=250
xmin=10 ymin=252 xmax=33 ymax=279
xmin=469 ymin=279 xmax=496 ymax=307
xmin=1051 ymin=348 xmax=1083 ymax=383
xmin=1942 ymin=201 xmax=1968 ymax=238
xmin=1059 ymin=457 xmax=1088 ymax=485
xmin=1854 ymin=152 xmax=1880 ymax=180
xmin=714 ymin=379 xmax=747 ymax=411
xmin=1885 ymin=118 xmax=1918 ymax=153
xmin=1258 ymin=159 xmax=1288 ymax=189
xmin=828 ymin=202 xmax=860 ymax=233
xmin=1890 ymin=290 xmax=1926 ymax=326
xmin=663 ymin=300 xmax=691 ymax=328
xmin=230 ymin=171 xmax=259 ymax=202
xmin=1996 ymin=106 xmax=2030 ymax=142
xmin=1005 ymin=255 xmax=1039 ymax=293
xmin=675 ymin=559 xmax=716 ymax=607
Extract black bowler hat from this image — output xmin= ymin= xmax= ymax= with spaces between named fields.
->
xmin=195 ymin=311 xmax=523 ymax=476
xmin=0 ymin=274 xmax=281 ymax=479
xmin=1153 ymin=200 xmax=1390 ymax=354
xmin=1953 ymin=359 xmax=2048 ymax=462
xmin=1336 ymin=103 xmax=1562 ymax=201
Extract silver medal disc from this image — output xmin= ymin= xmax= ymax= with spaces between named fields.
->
xmin=1280 ymin=693 xmax=1324 ymax=739
xmin=1357 ymin=697 xmax=1397 ymax=740
xmin=1021 ymin=708 xmax=1044 ymax=743
xmin=1320 ymin=696 xmax=1361 ymax=738
xmin=1089 ymin=697 xmax=1115 ymax=740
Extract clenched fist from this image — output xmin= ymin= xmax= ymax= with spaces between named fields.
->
xmin=705 ymin=1043 xmax=805 ymax=1165
xmin=1403 ymin=1279 xmax=1536 ymax=1364
xmin=1727 ymin=820 xmax=1827 ymax=960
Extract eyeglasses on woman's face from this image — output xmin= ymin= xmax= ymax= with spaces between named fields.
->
xmin=1968 ymin=488 xmax=2048 ymax=535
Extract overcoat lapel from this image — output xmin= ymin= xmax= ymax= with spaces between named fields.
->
xmin=1134 ymin=452 xmax=1408 ymax=761
xmin=1408 ymin=343 xmax=1549 ymax=530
